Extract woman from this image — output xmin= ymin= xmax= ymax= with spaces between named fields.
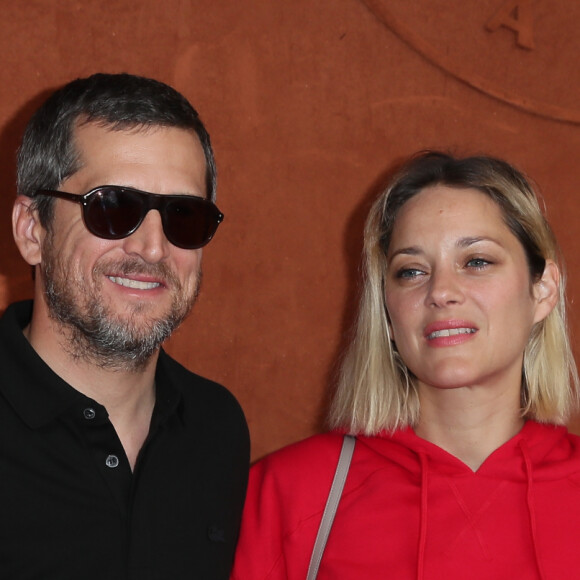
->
xmin=231 ymin=152 xmax=580 ymax=580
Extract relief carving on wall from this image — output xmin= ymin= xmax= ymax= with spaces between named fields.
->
xmin=486 ymin=0 xmax=534 ymax=49
xmin=361 ymin=0 xmax=580 ymax=124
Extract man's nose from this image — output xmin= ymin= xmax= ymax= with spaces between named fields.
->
xmin=121 ymin=210 xmax=171 ymax=263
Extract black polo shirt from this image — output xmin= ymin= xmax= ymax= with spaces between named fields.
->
xmin=0 ymin=301 xmax=249 ymax=580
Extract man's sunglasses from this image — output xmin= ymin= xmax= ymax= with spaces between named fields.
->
xmin=35 ymin=185 xmax=224 ymax=250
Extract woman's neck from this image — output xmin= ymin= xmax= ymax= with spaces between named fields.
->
xmin=415 ymin=384 xmax=524 ymax=471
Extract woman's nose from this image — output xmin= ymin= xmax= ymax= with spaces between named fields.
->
xmin=425 ymin=268 xmax=465 ymax=308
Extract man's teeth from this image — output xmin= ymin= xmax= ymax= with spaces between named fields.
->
xmin=429 ymin=328 xmax=476 ymax=339
xmin=108 ymin=276 xmax=160 ymax=290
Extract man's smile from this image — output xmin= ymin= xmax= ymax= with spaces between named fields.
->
xmin=107 ymin=276 xmax=162 ymax=290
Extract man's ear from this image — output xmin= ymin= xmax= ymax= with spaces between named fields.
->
xmin=532 ymin=259 xmax=559 ymax=324
xmin=12 ymin=196 xmax=45 ymax=266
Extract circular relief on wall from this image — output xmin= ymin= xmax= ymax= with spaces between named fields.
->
xmin=362 ymin=0 xmax=580 ymax=124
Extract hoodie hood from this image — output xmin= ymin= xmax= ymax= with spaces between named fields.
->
xmin=360 ymin=420 xmax=579 ymax=481
xmin=356 ymin=421 xmax=580 ymax=580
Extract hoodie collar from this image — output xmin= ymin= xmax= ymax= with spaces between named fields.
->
xmin=358 ymin=421 xmax=573 ymax=481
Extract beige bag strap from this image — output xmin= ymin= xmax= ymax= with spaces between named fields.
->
xmin=306 ymin=435 xmax=356 ymax=580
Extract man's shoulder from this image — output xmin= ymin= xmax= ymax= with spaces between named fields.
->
xmin=156 ymin=348 xmax=247 ymax=424
xmin=0 ymin=300 xmax=32 ymax=343
xmin=157 ymin=348 xmax=230 ymax=393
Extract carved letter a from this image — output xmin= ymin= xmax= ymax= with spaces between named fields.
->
xmin=486 ymin=0 xmax=534 ymax=50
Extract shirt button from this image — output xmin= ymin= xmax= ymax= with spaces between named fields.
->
xmin=105 ymin=454 xmax=119 ymax=468
xmin=83 ymin=407 xmax=96 ymax=420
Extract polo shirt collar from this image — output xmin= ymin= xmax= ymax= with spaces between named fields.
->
xmin=0 ymin=300 xmax=182 ymax=430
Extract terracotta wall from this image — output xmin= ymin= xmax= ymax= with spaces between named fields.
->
xmin=0 ymin=0 xmax=578 ymax=461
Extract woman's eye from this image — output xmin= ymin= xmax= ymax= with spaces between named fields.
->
xmin=396 ymin=268 xmax=425 ymax=279
xmin=466 ymin=258 xmax=491 ymax=269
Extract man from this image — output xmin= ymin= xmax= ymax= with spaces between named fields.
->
xmin=1 ymin=73 xmax=249 ymax=579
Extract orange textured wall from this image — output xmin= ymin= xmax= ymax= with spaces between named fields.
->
xmin=0 ymin=0 xmax=579 ymax=461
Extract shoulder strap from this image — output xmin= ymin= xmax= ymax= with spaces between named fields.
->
xmin=306 ymin=434 xmax=356 ymax=580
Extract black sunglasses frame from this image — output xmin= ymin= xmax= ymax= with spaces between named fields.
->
xmin=35 ymin=185 xmax=224 ymax=250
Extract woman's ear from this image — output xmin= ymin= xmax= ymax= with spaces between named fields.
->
xmin=532 ymin=259 xmax=559 ymax=324
xmin=12 ymin=196 xmax=45 ymax=266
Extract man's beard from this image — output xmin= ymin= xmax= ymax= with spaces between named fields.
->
xmin=41 ymin=233 xmax=200 ymax=372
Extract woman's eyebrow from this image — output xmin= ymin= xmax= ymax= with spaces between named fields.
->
xmin=457 ymin=236 xmax=502 ymax=248
xmin=388 ymin=246 xmax=422 ymax=260
xmin=389 ymin=237 xmax=504 ymax=260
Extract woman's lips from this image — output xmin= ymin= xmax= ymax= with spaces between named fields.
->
xmin=424 ymin=320 xmax=478 ymax=343
xmin=427 ymin=327 xmax=477 ymax=339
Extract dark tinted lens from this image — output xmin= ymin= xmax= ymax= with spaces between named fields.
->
xmin=84 ymin=188 xmax=145 ymax=239
xmin=163 ymin=197 xmax=222 ymax=249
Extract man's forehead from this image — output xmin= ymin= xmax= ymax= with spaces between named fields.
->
xmin=62 ymin=121 xmax=207 ymax=198
xmin=69 ymin=121 xmax=205 ymax=169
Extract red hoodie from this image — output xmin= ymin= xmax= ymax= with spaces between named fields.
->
xmin=231 ymin=421 xmax=580 ymax=579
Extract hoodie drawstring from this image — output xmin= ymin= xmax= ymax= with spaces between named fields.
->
xmin=417 ymin=452 xmax=429 ymax=580
xmin=520 ymin=440 xmax=547 ymax=580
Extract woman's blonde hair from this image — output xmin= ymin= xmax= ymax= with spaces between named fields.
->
xmin=330 ymin=151 xmax=578 ymax=434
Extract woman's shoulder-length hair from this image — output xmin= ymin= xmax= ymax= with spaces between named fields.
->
xmin=329 ymin=151 xmax=579 ymax=435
